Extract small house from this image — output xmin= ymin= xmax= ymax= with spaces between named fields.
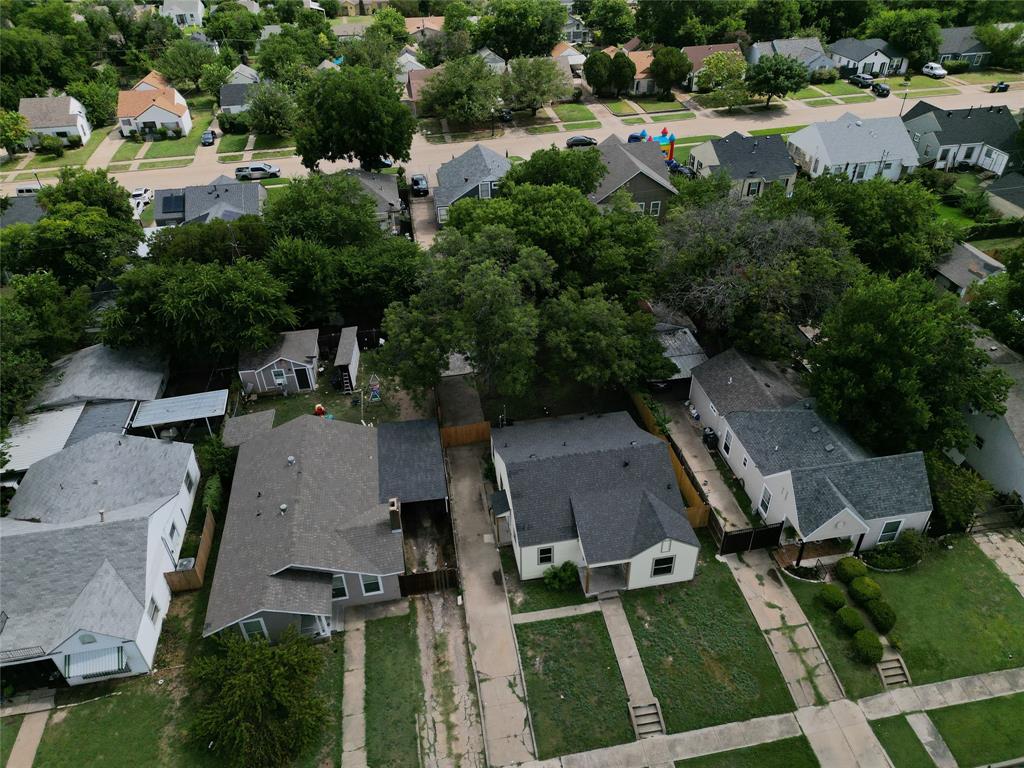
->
xmin=117 ymin=72 xmax=192 ymax=137
xmin=827 ymin=37 xmax=908 ymax=76
xmin=227 ymin=63 xmax=260 ymax=85
xmin=476 ymin=47 xmax=507 ymax=73
xmin=748 ymin=37 xmax=833 ymax=72
xmin=938 ymin=26 xmax=991 ymax=68
xmin=434 ymin=144 xmax=511 ymax=224
xmin=903 ymin=102 xmax=1019 ymax=177
xmin=552 ymin=41 xmax=585 ymax=69
xmin=160 ymin=0 xmax=204 ymax=27
xmin=18 ymin=96 xmax=92 ymax=147
xmin=405 ymin=16 xmax=445 ymax=42
xmin=396 ymin=47 xmax=426 ymax=85
xmin=787 ymin=113 xmax=919 ymax=181
xmin=239 ymin=329 xmax=320 ymax=395
xmin=153 ymin=175 xmax=266 ymax=226
xmin=563 ymin=13 xmax=592 ymax=45
xmin=932 ymin=242 xmax=1005 ymax=299
xmin=219 ymin=82 xmax=255 ymax=114
xmin=590 ymin=135 xmax=677 ymax=220
xmin=689 ymin=131 xmax=797 ymax=198
xmin=345 ymin=169 xmax=402 ymax=231
xmin=600 ymin=46 xmax=655 ymax=95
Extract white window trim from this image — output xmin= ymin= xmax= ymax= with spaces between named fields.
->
xmin=878 ymin=519 xmax=903 ymax=544
xmin=648 ymin=200 xmax=661 ymax=217
xmin=651 ymin=555 xmax=675 ymax=578
xmin=479 ymin=181 xmax=491 ymax=199
xmin=360 ymin=573 xmax=383 ymax=596
xmin=722 ymin=431 xmax=732 ymax=455
xmin=759 ymin=486 xmax=772 ymax=516
xmin=332 ymin=574 xmax=348 ymax=600
xmin=537 ymin=546 xmax=554 ymax=565
xmin=272 ymin=367 xmax=287 ymax=384
xmin=169 ymin=522 xmax=180 ymax=546
xmin=240 ymin=617 xmax=269 ymax=640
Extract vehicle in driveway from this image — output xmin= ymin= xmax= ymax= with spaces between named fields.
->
xmin=871 ymin=82 xmax=891 ymax=97
xmin=130 ymin=187 xmax=153 ymax=204
xmin=200 ymin=129 xmax=216 ymax=146
xmin=627 ymin=132 xmax=645 ymax=143
xmin=566 ymin=135 xmax=597 ymax=148
xmin=922 ymin=62 xmax=947 ymax=78
xmin=360 ymin=156 xmax=393 ymax=171
xmin=410 ymin=174 xmax=429 ymax=197
xmin=849 ymin=73 xmax=874 ymax=88
xmin=234 ymin=162 xmax=280 ymax=180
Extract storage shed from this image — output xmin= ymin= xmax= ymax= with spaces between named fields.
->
xmin=239 ymin=329 xmax=320 ymax=395
xmin=333 ymin=326 xmax=360 ymax=394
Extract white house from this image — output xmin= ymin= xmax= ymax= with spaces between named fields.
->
xmin=827 ymin=37 xmax=908 ymax=76
xmin=551 ymin=41 xmax=585 ymax=69
xmin=491 ymin=412 xmax=700 ymax=596
xmin=227 ymin=63 xmax=260 ymax=85
xmin=239 ymin=329 xmax=320 ymax=395
xmin=0 ymin=434 xmax=199 ymax=686
xmin=903 ymin=102 xmax=1019 ymax=177
xmin=563 ymin=13 xmax=592 ymax=44
xmin=160 ymin=0 xmax=204 ymax=27
xmin=476 ymin=47 xmax=507 ymax=73
xmin=689 ymin=350 xmax=932 ymax=558
xmin=787 ymin=113 xmax=919 ymax=181
xmin=117 ymin=72 xmax=192 ymax=138
xmin=17 ymin=96 xmax=92 ymax=147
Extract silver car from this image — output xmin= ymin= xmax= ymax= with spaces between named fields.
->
xmin=234 ymin=162 xmax=281 ymax=180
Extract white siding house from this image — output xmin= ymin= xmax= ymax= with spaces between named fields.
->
xmin=787 ymin=113 xmax=919 ymax=181
xmin=160 ymin=0 xmax=204 ymax=27
xmin=18 ymin=96 xmax=92 ymax=146
xmin=903 ymin=102 xmax=1018 ymax=178
xmin=827 ymin=37 xmax=908 ymax=75
xmin=117 ymin=73 xmax=193 ymax=138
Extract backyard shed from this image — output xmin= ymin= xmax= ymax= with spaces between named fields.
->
xmin=333 ymin=326 xmax=360 ymax=394
xmin=239 ymin=329 xmax=320 ymax=395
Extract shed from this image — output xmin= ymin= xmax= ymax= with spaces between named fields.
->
xmin=333 ymin=326 xmax=360 ymax=394
xmin=239 ymin=329 xmax=320 ymax=395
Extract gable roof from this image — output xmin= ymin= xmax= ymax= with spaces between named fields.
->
xmin=434 ymin=144 xmax=511 ymax=208
xmin=32 ymin=344 xmax=167 ymax=410
xmin=788 ymin=112 xmax=919 ymax=166
xmin=0 ymin=195 xmax=45 ymax=228
xmin=902 ymin=102 xmax=1019 ymax=155
xmin=987 ymin=171 xmax=1024 ymax=209
xmin=154 ymin=176 xmax=265 ymax=224
xmin=976 ymin=336 xmax=1024 ymax=453
xmin=691 ymin=349 xmax=802 ymax=415
xmin=344 ymin=169 xmax=401 ymax=214
xmin=682 ymin=42 xmax=742 ymax=70
xmin=405 ymin=15 xmax=444 ymax=34
xmin=602 ymin=47 xmax=654 ymax=78
xmin=18 ymin=97 xmax=81 ymax=129
xmin=654 ymin=323 xmax=707 ymax=381
xmin=229 ymin=63 xmax=260 ymax=84
xmin=707 ymin=131 xmax=796 ymax=181
xmin=118 ymin=88 xmax=188 ymax=119
xmin=134 ymin=70 xmax=172 ymax=90
xmin=219 ymin=82 xmax=253 ymax=108
xmin=939 ymin=26 xmax=988 ymax=55
xmin=334 ymin=326 xmax=359 ymax=368
xmin=827 ymin=37 xmax=904 ymax=61
xmin=756 ymin=37 xmax=829 ymax=66
xmin=240 ymin=329 xmax=319 ymax=371
xmin=574 ymin=487 xmax=698 ymax=564
xmin=551 ymin=41 xmax=580 ymax=58
xmin=591 ymin=134 xmax=676 ymax=203
xmin=222 ymin=409 xmax=276 ymax=447
xmin=405 ymin=65 xmax=442 ymax=101
xmin=935 ymin=241 xmax=1005 ymax=291
xmin=622 ymin=36 xmax=643 ymax=52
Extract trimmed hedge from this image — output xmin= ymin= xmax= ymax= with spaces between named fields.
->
xmin=850 ymin=576 xmax=882 ymax=605
xmin=836 ymin=605 xmax=865 ymax=635
xmin=863 ymin=530 xmax=925 ymax=570
xmin=866 ymin=599 xmax=897 ymax=634
xmin=944 ymin=58 xmax=971 ymax=74
xmin=836 ymin=557 xmax=867 ymax=584
xmin=852 ymin=629 xmax=884 ymax=664
xmin=818 ymin=583 xmax=846 ymax=611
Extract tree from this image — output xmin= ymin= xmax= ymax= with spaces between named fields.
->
xmin=158 ymin=39 xmax=217 ymax=90
xmin=419 ymin=56 xmax=502 ymax=125
xmin=336 ymin=236 xmax=427 ymax=324
xmin=37 ymin=168 xmax=134 ymax=221
xmin=0 ymin=26 xmax=68 ymax=110
xmin=264 ymin=237 xmax=343 ymax=324
xmin=503 ymin=145 xmax=607 ymax=193
xmin=608 ymin=50 xmax=637 ymax=96
xmin=648 ymin=47 xmax=692 ymax=98
xmin=205 ymin=1 xmax=263 ymax=53
xmin=808 ymin=272 xmax=1012 ymax=455
xmin=321 ymin=0 xmax=340 ymax=17
xmin=744 ymin=0 xmax=801 ymax=41
xmin=864 ymin=9 xmax=942 ymax=69
xmin=0 ymin=110 xmax=30 ymax=156
xmin=263 ymin=172 xmax=382 ymax=248
xmin=975 ymin=22 xmax=1024 ymax=69
xmin=443 ymin=0 xmax=473 ymax=33
xmin=695 ymin=50 xmax=747 ymax=109
xmin=65 ymin=80 xmax=118 ymax=126
xmin=190 ymin=628 xmax=327 ymax=768
xmin=925 ymin=453 xmax=996 ymax=534
xmin=583 ymin=50 xmax=612 ymax=97
xmin=201 ymin=62 xmax=232 ymax=98
xmin=247 ymin=81 xmax=297 ymax=136
xmin=294 ymin=67 xmax=415 ymax=170
xmin=634 ymin=0 xmax=747 ymax=47
xmin=967 ymin=245 xmax=1024 ymax=352
xmin=586 ymin=0 xmax=634 ymax=46
xmin=369 ymin=7 xmax=411 ymax=46
xmin=502 ymin=57 xmax=571 ymax=115
xmin=1 ymin=271 xmax=90 ymax=356
xmin=745 ymin=53 xmax=808 ymax=107
xmin=258 ymin=26 xmax=334 ymax=81
xmin=149 ymin=217 xmax=271 ymax=265
xmin=476 ymin=0 xmax=567 ymax=61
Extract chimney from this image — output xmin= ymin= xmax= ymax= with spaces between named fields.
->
xmin=388 ymin=498 xmax=402 ymax=532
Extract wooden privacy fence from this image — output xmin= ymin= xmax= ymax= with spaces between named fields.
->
xmin=164 ymin=510 xmax=216 ymax=593
xmin=399 ymin=567 xmax=460 ymax=596
xmin=440 ymin=421 xmax=491 ymax=448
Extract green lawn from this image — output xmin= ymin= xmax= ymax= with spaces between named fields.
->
xmin=219 ymin=153 xmax=244 ymax=162
xmin=936 ymin=202 xmax=977 ymax=229
xmin=951 ymin=172 xmax=981 ymax=193
xmin=953 ymin=68 xmax=1024 ymax=84
xmin=787 ymin=577 xmax=884 ymax=700
xmin=217 ymin=133 xmax=249 ymax=153
xmin=622 ymin=117 xmax=647 ymax=125
xmin=838 ymin=94 xmax=876 ymax=103
xmin=749 ymin=125 xmax=808 ymax=136
xmin=331 ymin=14 xmax=371 ymax=28
xmin=1 ymin=715 xmax=23 ymax=768
xmin=138 ymin=158 xmax=193 ymax=170
xmin=621 ymin=538 xmax=794 ymax=733
xmin=636 ymin=98 xmax=684 ymax=113
xmin=970 ymin=236 xmax=1024 ymax=259
xmin=869 ymin=716 xmax=934 ymax=768
xmin=807 ymin=97 xmax=840 ymax=107
xmin=142 ymin=112 xmax=215 ymax=159
xmin=929 ymin=692 xmax=1024 ymax=766
xmin=517 ymin=613 xmax=634 ymax=759
xmin=552 ymin=103 xmax=595 ymax=122
xmin=294 ymin=638 xmax=345 ymax=768
xmin=815 ymin=81 xmax=863 ymax=96
xmin=879 ymin=75 xmax=956 ymax=90
xmin=905 ymin=87 xmax=960 ymax=97
xmin=602 ymin=99 xmax=637 ymax=115
xmin=111 ymin=139 xmax=145 ymax=163
xmin=652 ymin=112 xmax=694 ymax=122
xmin=365 ymin=605 xmax=423 ymax=768
xmin=252 ymin=134 xmax=295 ymax=151
xmin=140 ymin=203 xmax=155 ymax=227
xmin=674 ymin=736 xmax=820 ymax=767
xmin=563 ymin=120 xmax=601 ymax=130
xmin=13 ymin=170 xmax=60 ymax=181
xmin=787 ymin=86 xmax=825 ymax=100
xmin=25 ymin=125 xmax=116 ymax=169
xmin=499 ymin=547 xmax=592 ymax=614
xmin=675 ymin=134 xmax=722 ymax=144
xmin=252 ymin=149 xmax=294 ymax=160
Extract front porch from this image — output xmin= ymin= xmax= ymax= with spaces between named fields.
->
xmin=773 ymin=538 xmax=852 ymax=569
xmin=579 ymin=563 xmax=627 ymax=597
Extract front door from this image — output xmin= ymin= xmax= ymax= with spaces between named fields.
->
xmin=295 ymin=367 xmax=312 ymax=390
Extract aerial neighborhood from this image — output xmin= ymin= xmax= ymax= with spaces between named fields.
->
xmin=2 ymin=0 xmax=1024 ymax=767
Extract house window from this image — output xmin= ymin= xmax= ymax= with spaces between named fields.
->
xmin=742 ymin=456 xmax=748 ymax=467
xmin=184 ymin=471 xmax=195 ymax=493
xmin=648 ymin=200 xmax=661 ymax=217
xmin=491 ymin=181 xmax=501 ymax=193
xmin=964 ymin=146 xmax=976 ymax=160
xmin=479 ymin=181 xmax=491 ymax=199
xmin=651 ymin=556 xmax=675 ymax=577
xmin=332 ymin=574 xmax=348 ymax=600
xmin=722 ymin=431 xmax=732 ymax=455
xmin=746 ymin=181 xmax=761 ymax=197
xmin=985 ymin=147 xmax=994 ymax=158
xmin=883 ymin=161 xmax=893 ymax=170
xmin=939 ymin=148 xmax=950 ymax=161
xmin=169 ymin=522 xmax=180 ymax=546
xmin=537 ymin=546 xmax=554 ymax=565
xmin=878 ymin=519 xmax=902 ymax=544
xmin=437 ymin=206 xmax=449 ymax=223
xmin=975 ymin=434 xmax=985 ymax=451
xmin=660 ymin=540 xmax=672 ymax=553
xmin=635 ymin=201 xmax=646 ymax=213
xmin=148 ymin=598 xmax=160 ymax=624
xmin=854 ymin=164 xmax=867 ymax=180
xmin=831 ymin=165 xmax=844 ymax=174
xmin=80 ymin=634 xmax=96 ymax=645
xmin=759 ymin=486 xmax=772 ymax=516
xmin=812 ymin=158 xmax=820 ymax=174
xmin=240 ymin=618 xmax=268 ymax=640
xmin=913 ymin=132 xmax=921 ymax=142
xmin=272 ymin=368 xmax=287 ymax=385
xmin=360 ymin=574 xmax=383 ymax=595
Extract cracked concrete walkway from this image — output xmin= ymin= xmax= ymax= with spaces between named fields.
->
xmin=341 ymin=614 xmax=367 ymax=768
xmin=600 ymin=597 xmax=655 ymax=704
xmin=511 ymin=601 xmax=601 ymax=625
xmin=973 ymin=530 xmax=1024 ymax=599
xmin=796 ymin=700 xmax=892 ymax=767
xmin=906 ymin=712 xmax=957 ymax=768
xmin=859 ymin=666 xmax=1024 ymax=720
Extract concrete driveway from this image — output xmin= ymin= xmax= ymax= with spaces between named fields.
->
xmin=411 ymin=195 xmax=437 ymax=248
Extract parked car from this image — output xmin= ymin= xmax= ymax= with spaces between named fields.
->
xmin=922 ymin=62 xmax=947 ymax=78
xmin=849 ymin=73 xmax=874 ymax=88
xmin=200 ymin=129 xmax=216 ymax=146
xmin=498 ymin=108 xmax=513 ymax=122
xmin=360 ymin=156 xmax=393 ymax=171
xmin=566 ymin=135 xmax=597 ymax=148
xmin=130 ymin=187 xmax=153 ymax=204
xmin=410 ymin=174 xmax=429 ymax=197
xmin=991 ymin=81 xmax=1010 ymax=93
xmin=627 ymin=132 xmax=645 ymax=143
xmin=871 ymin=82 xmax=891 ymax=97
xmin=234 ymin=162 xmax=281 ymax=180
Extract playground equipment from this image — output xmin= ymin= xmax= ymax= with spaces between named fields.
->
xmin=628 ymin=128 xmax=676 ymax=161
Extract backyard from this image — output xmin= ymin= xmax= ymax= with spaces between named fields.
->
xmin=928 ymin=692 xmax=1024 ymax=765
xmin=621 ymin=538 xmax=794 ymax=733
xmin=868 ymin=716 xmax=934 ymax=768
xmin=364 ymin=606 xmax=423 ymax=768
xmin=674 ymin=736 xmax=819 ymax=767
xmin=499 ymin=547 xmax=592 ymax=614
xmin=516 ymin=612 xmax=634 ymax=759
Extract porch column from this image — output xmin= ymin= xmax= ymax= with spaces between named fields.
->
xmin=854 ymin=532 xmax=866 ymax=555
xmin=795 ymin=539 xmax=806 ymax=567
xmin=584 ymin=567 xmax=590 ymax=595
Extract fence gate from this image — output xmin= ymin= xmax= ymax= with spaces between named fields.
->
xmin=399 ymin=567 xmax=460 ymax=596
xmin=711 ymin=518 xmax=783 ymax=556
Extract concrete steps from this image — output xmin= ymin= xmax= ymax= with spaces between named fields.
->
xmin=629 ymin=700 xmax=665 ymax=739
xmin=878 ymin=655 xmax=911 ymax=688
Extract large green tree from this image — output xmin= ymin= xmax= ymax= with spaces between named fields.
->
xmin=503 ymin=145 xmax=607 ymax=193
xmin=925 ymin=452 xmax=997 ymax=534
xmin=475 ymin=0 xmax=567 ymax=61
xmin=0 ymin=110 xmax=31 ymax=155
xmin=634 ymin=0 xmax=747 ymax=47
xmin=37 ymin=168 xmax=134 ymax=221
xmin=695 ymin=50 xmax=748 ymax=109
xmin=586 ymin=0 xmax=635 ymax=46
xmin=263 ymin=173 xmax=383 ymax=248
xmin=744 ymin=0 xmax=801 ymax=41
xmin=863 ymin=9 xmax=942 ymax=69
xmin=745 ymin=53 xmax=808 ymax=107
xmin=205 ymin=1 xmax=263 ymax=53
xmin=501 ymin=57 xmax=571 ymax=115
xmin=583 ymin=50 xmax=612 ymax=96
xmin=808 ymin=272 xmax=1012 ymax=454
xmin=419 ymin=55 xmax=502 ymax=125
xmin=247 ymin=81 xmax=297 ymax=137
xmin=648 ymin=47 xmax=693 ymax=98
xmin=294 ymin=67 xmax=415 ymax=169
xmin=368 ymin=7 xmax=411 ymax=46
xmin=975 ymin=22 xmax=1024 ymax=69
xmin=65 ymin=80 xmax=118 ymax=126
xmin=157 ymin=38 xmax=218 ymax=90
xmin=608 ymin=50 xmax=637 ymax=96
xmin=967 ymin=245 xmax=1024 ymax=353
xmin=258 ymin=25 xmax=335 ymax=81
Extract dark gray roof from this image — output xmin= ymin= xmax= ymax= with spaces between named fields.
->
xmin=32 ymin=344 xmax=167 ymax=410
xmin=63 ymin=400 xmax=135 ymax=448
xmin=939 ymin=26 xmax=987 ymax=55
xmin=154 ymin=176 xmax=265 ymax=225
xmin=377 ymin=420 xmax=447 ymax=504
xmin=827 ymin=37 xmax=904 ymax=61
xmin=204 ymin=416 xmax=406 ymax=636
xmin=494 ymin=412 xmax=696 ymax=553
xmin=790 ymin=453 xmax=931 ymax=535
xmin=691 ymin=349 xmax=801 ymax=416
xmin=222 ymin=409 xmax=276 ymax=447
xmin=591 ymin=135 xmax=676 ymax=204
xmin=654 ymin=323 xmax=707 ymax=381
xmin=239 ymin=329 xmax=319 ymax=372
xmin=902 ymin=102 xmax=1019 ymax=155
xmin=345 ymin=169 xmax=400 ymax=215
xmin=707 ymin=132 xmax=796 ymax=182
xmin=573 ymin=487 xmax=698 ymax=564
xmin=755 ymin=37 xmax=829 ymax=67
xmin=935 ymin=242 xmax=1005 ymax=290
xmin=0 ymin=196 xmax=45 ymax=228
xmin=334 ymin=326 xmax=358 ymax=368
xmin=18 ymin=96 xmax=79 ymax=129
xmin=490 ymin=489 xmax=510 ymax=516
xmin=434 ymin=144 xmax=511 ymax=208
xmin=976 ymin=336 xmax=1024 ymax=452
xmin=987 ymin=172 xmax=1024 ymax=209
xmin=219 ymin=82 xmax=252 ymax=108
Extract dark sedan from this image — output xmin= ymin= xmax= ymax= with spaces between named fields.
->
xmin=566 ymin=135 xmax=598 ymax=148
xmin=871 ymin=82 xmax=891 ymax=97
xmin=410 ymin=174 xmax=429 ymax=197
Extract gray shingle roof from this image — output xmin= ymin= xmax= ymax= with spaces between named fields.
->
xmin=976 ymin=336 xmax=1024 ymax=452
xmin=902 ymin=102 xmax=1019 ymax=156
xmin=377 ymin=420 xmax=447 ymax=504
xmin=591 ymin=135 xmax=676 ymax=204
xmin=573 ymin=487 xmax=698 ymax=564
xmin=345 ymin=170 xmax=400 ymax=215
xmin=827 ymin=37 xmax=904 ymax=61
xmin=334 ymin=326 xmax=358 ymax=368
xmin=240 ymin=329 xmax=319 ymax=371
xmin=939 ymin=26 xmax=987 ymax=56
xmin=987 ymin=172 xmax=1024 ymax=209
xmin=757 ymin=37 xmax=830 ymax=67
xmin=154 ymin=176 xmax=266 ymax=225
xmin=0 ymin=196 xmax=45 ymax=228
xmin=935 ymin=242 xmax=1005 ymax=291
xmin=203 ymin=416 xmax=407 ymax=636
xmin=654 ymin=323 xmax=707 ymax=381
xmin=691 ymin=349 xmax=802 ymax=416
xmin=228 ymin=63 xmax=259 ymax=84
xmin=494 ymin=412 xmax=696 ymax=554
xmin=63 ymin=400 xmax=135 ymax=448
xmin=219 ymin=82 xmax=252 ymax=108
xmin=434 ymin=144 xmax=511 ymax=208
xmin=789 ymin=112 xmax=919 ymax=167
xmin=222 ymin=409 xmax=276 ymax=447
xmin=707 ymin=131 xmax=796 ymax=182
xmin=18 ymin=96 xmax=79 ymax=129
xmin=32 ymin=344 xmax=167 ymax=410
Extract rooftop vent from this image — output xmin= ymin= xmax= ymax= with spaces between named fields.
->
xmin=287 ymin=455 xmax=296 ymax=466
xmin=825 ymin=443 xmax=835 ymax=453
xmin=811 ymin=426 xmax=820 ymax=433
xmin=279 ymin=503 xmax=288 ymax=515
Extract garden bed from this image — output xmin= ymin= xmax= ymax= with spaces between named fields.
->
xmin=499 ymin=548 xmax=591 ymax=614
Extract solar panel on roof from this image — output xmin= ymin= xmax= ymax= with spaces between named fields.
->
xmin=162 ymin=194 xmax=185 ymax=214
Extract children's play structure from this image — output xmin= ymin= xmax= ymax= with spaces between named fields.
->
xmin=632 ymin=128 xmax=676 ymax=161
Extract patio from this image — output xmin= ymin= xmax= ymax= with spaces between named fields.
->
xmin=579 ymin=563 xmax=627 ymax=596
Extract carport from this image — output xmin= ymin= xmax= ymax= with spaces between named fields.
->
xmin=131 ymin=389 xmax=229 ymax=438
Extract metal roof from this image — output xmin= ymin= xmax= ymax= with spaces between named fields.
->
xmin=2 ymin=405 xmax=86 ymax=474
xmin=132 ymin=389 xmax=229 ymax=428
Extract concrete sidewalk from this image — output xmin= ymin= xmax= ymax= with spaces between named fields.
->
xmin=973 ymin=530 xmax=1024 ymax=599
xmin=859 ymin=666 xmax=1024 ymax=720
xmin=511 ymin=601 xmax=601 ymax=625
xmin=6 ymin=711 xmax=49 ymax=768
xmin=796 ymin=700 xmax=892 ymax=767
xmin=600 ymin=597 xmax=655 ymax=704
xmin=906 ymin=712 xmax=957 ymax=768
xmin=341 ymin=614 xmax=367 ymax=768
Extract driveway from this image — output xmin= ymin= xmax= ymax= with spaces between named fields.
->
xmin=411 ymin=195 xmax=437 ymax=248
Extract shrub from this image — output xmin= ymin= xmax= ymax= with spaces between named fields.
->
xmin=196 ymin=435 xmax=237 ymax=483
xmin=217 ymin=110 xmax=251 ymax=135
xmin=913 ymin=167 xmax=958 ymax=193
xmin=811 ymin=67 xmax=838 ymax=84
xmin=944 ymin=58 xmax=971 ymax=74
xmin=156 ymin=126 xmax=169 ymax=140
xmin=836 ymin=605 xmax=865 ymax=634
xmin=67 ymin=135 xmax=83 ymax=149
xmin=818 ymin=583 xmax=846 ymax=611
xmin=542 ymin=561 xmax=578 ymax=592
xmin=864 ymin=529 xmax=927 ymax=570
xmin=850 ymin=575 xmax=882 ymax=605
xmin=866 ymin=599 xmax=897 ymax=634
xmin=852 ymin=629 xmax=884 ymax=664
xmin=836 ymin=556 xmax=867 ymax=584
xmin=202 ymin=474 xmax=223 ymax=516
xmin=37 ymin=134 xmax=65 ymax=157
xmin=960 ymin=188 xmax=991 ymax=218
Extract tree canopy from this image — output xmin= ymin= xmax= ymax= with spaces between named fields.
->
xmin=419 ymin=56 xmax=502 ymax=124
xmin=745 ymin=53 xmax=808 ymax=107
xmin=967 ymin=245 xmax=1024 ymax=353
xmin=648 ymin=47 xmax=693 ymax=97
xmin=583 ymin=51 xmax=612 ymax=97
xmin=695 ymin=50 xmax=747 ymax=109
xmin=501 ymin=57 xmax=571 ymax=115
xmin=863 ymin=9 xmax=943 ymax=68
xmin=503 ymin=145 xmax=607 ymax=194
xmin=475 ymin=0 xmax=567 ymax=61
xmin=157 ymin=38 xmax=218 ymax=90
xmin=586 ymin=0 xmax=635 ymax=46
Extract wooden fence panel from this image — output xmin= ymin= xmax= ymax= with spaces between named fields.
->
xmin=164 ymin=510 xmax=216 ymax=593
xmin=440 ymin=421 xmax=491 ymax=448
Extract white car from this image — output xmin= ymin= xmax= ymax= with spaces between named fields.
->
xmin=922 ymin=62 xmax=947 ymax=79
xmin=130 ymin=187 xmax=153 ymax=205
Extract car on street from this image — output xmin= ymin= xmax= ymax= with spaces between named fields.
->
xmin=130 ymin=187 xmax=153 ymax=205
xmin=360 ymin=156 xmax=394 ymax=171
xmin=849 ymin=73 xmax=874 ymax=88
xmin=627 ymin=132 xmax=645 ymax=143
xmin=922 ymin=62 xmax=947 ymax=78
xmin=870 ymin=82 xmax=891 ymax=97
xmin=566 ymin=135 xmax=597 ymax=148
xmin=410 ymin=174 xmax=429 ymax=197
xmin=200 ymin=129 xmax=216 ymax=146
xmin=234 ymin=162 xmax=281 ymax=180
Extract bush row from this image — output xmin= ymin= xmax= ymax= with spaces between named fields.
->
xmin=818 ymin=555 xmax=902 ymax=664
xmin=862 ymin=530 xmax=925 ymax=570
